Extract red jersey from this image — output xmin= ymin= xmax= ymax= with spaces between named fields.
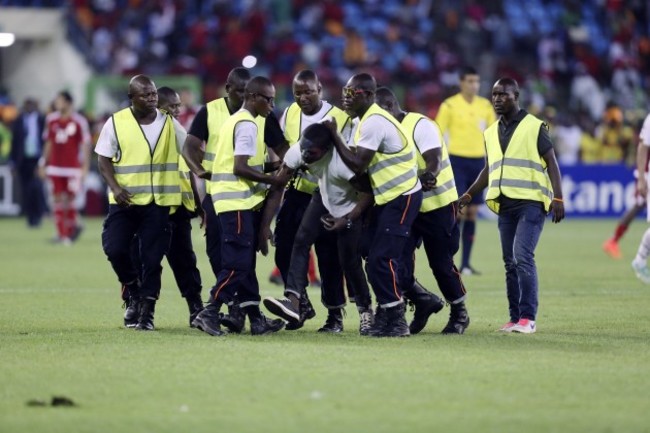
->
xmin=44 ymin=112 xmax=90 ymax=175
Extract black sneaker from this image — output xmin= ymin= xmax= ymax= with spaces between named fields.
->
xmin=250 ymin=313 xmax=285 ymax=335
xmin=186 ymin=296 xmax=204 ymax=327
xmin=318 ymin=308 xmax=344 ymax=333
xmin=263 ymin=297 xmax=300 ymax=322
xmin=285 ymin=295 xmax=316 ymax=330
xmin=135 ymin=298 xmax=156 ymax=331
xmin=409 ymin=295 xmax=445 ymax=335
xmin=441 ymin=303 xmax=470 ymax=335
xmin=375 ymin=304 xmax=409 ymax=337
xmin=123 ymin=297 xmax=139 ymax=328
xmin=192 ymin=303 xmax=226 ymax=336
xmin=221 ymin=303 xmax=245 ymax=333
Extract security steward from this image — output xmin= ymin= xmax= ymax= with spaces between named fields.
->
xmin=191 ymin=76 xmax=290 ymax=336
xmin=182 ymin=68 xmax=287 ymax=333
xmin=328 ymin=73 xmax=422 ymax=337
xmin=96 ymin=75 xmax=185 ymax=331
xmin=376 ymin=87 xmax=470 ymax=335
xmin=274 ymin=69 xmax=353 ymax=327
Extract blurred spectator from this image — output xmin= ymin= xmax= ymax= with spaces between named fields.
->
xmin=9 ymin=98 xmax=47 ymax=227
xmin=553 ymin=113 xmax=583 ymax=166
xmin=596 ymin=106 xmax=635 ymax=164
xmin=570 ymin=63 xmax=606 ymax=122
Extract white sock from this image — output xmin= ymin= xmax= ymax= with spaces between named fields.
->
xmin=633 ymin=228 xmax=650 ymax=264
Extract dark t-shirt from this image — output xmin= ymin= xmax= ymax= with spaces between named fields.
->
xmin=496 ymin=109 xmax=553 ymax=213
xmin=188 ymin=100 xmax=285 ymax=149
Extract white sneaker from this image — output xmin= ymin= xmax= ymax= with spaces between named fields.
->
xmin=631 ymin=260 xmax=650 ymax=284
xmin=511 ymin=319 xmax=536 ymax=334
xmin=498 ymin=321 xmax=516 ymax=332
xmin=359 ymin=309 xmax=374 ymax=336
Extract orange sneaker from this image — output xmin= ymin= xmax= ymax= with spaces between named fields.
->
xmin=602 ymin=239 xmax=622 ymax=259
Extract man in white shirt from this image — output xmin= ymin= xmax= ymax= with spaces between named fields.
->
xmin=269 ymin=70 xmax=352 ymax=318
xmin=631 ymin=113 xmax=650 ymax=283
xmin=376 ymin=87 xmax=470 ymax=335
xmin=329 ymin=73 xmax=423 ymax=337
xmin=261 ymin=122 xmax=375 ymax=334
xmin=95 ymin=75 xmax=186 ymax=331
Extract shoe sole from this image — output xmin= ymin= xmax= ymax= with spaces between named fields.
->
xmin=511 ymin=327 xmax=536 ymax=334
xmin=263 ymin=297 xmax=300 ymax=322
xmin=317 ymin=327 xmax=343 ymax=333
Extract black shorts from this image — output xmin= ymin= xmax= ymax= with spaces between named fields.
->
xmin=450 ymin=155 xmax=485 ymax=205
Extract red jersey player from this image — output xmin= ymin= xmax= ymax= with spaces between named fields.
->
xmin=40 ymin=91 xmax=91 ymax=244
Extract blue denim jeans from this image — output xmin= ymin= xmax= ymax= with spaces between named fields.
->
xmin=497 ymin=203 xmax=546 ymax=321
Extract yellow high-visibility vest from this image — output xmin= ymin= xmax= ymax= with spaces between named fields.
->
xmin=484 ymin=114 xmax=553 ymax=213
xmin=203 ymin=98 xmax=233 ymax=195
xmin=283 ymin=102 xmax=351 ymax=194
xmin=210 ymin=110 xmax=268 ymax=213
xmin=110 ymin=108 xmax=181 ymax=207
xmin=178 ymin=156 xmax=195 ymax=212
xmin=353 ymin=103 xmax=418 ymax=205
xmin=401 ymin=112 xmax=458 ymax=212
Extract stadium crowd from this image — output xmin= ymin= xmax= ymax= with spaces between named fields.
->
xmin=1 ymin=0 xmax=649 ymax=167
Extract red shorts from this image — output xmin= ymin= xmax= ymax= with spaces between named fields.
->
xmin=49 ymin=175 xmax=81 ymax=196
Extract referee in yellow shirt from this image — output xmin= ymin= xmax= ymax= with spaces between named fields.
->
xmin=436 ymin=66 xmax=496 ymax=275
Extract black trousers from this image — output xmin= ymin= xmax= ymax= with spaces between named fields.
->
xmin=202 ymin=194 xmax=222 ymax=282
xmin=102 ymin=203 xmax=171 ymax=299
xmin=131 ymin=207 xmax=202 ymax=301
xmin=284 ymin=191 xmax=368 ymax=309
xmin=400 ymin=203 xmax=467 ymax=304
xmin=17 ymin=158 xmax=46 ymax=227
xmin=274 ymin=188 xmax=313 ymax=282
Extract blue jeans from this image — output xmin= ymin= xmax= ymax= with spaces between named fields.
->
xmin=497 ymin=203 xmax=545 ymax=322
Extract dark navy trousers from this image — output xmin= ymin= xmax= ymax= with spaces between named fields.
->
xmin=209 ymin=209 xmax=261 ymax=307
xmin=364 ymin=191 xmax=422 ymax=307
xmin=400 ymin=203 xmax=467 ymax=303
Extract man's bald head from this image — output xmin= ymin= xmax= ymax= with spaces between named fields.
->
xmin=375 ymin=87 xmax=401 ymax=117
xmin=245 ymin=76 xmax=274 ymax=95
xmin=348 ymin=73 xmax=377 ymax=93
xmin=128 ymin=74 xmax=155 ymax=96
xmin=494 ymin=78 xmax=519 ymax=98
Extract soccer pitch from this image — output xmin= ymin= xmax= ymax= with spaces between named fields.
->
xmin=1 ymin=217 xmax=648 ymax=433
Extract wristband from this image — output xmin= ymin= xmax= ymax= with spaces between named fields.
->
xmin=552 ymin=198 xmax=563 ymax=203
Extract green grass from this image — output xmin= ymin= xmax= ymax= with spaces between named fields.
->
xmin=1 ymin=216 xmax=649 ymax=433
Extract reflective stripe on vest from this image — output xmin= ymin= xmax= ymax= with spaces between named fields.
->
xmin=110 ymin=108 xmax=181 ymax=207
xmin=284 ymin=102 xmax=352 ymax=195
xmin=203 ymin=98 xmax=233 ymax=197
xmin=354 ymin=104 xmax=418 ymax=205
xmin=210 ymin=111 xmax=268 ymax=213
xmin=484 ymin=114 xmax=553 ymax=214
xmin=178 ymin=155 xmax=195 ymax=212
xmin=401 ymin=112 xmax=458 ymax=212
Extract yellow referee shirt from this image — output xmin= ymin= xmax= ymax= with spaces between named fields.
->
xmin=436 ymin=93 xmax=496 ymax=158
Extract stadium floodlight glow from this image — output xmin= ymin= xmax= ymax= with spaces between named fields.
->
xmin=0 ymin=33 xmax=16 ymax=47
xmin=242 ymin=55 xmax=257 ymax=68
